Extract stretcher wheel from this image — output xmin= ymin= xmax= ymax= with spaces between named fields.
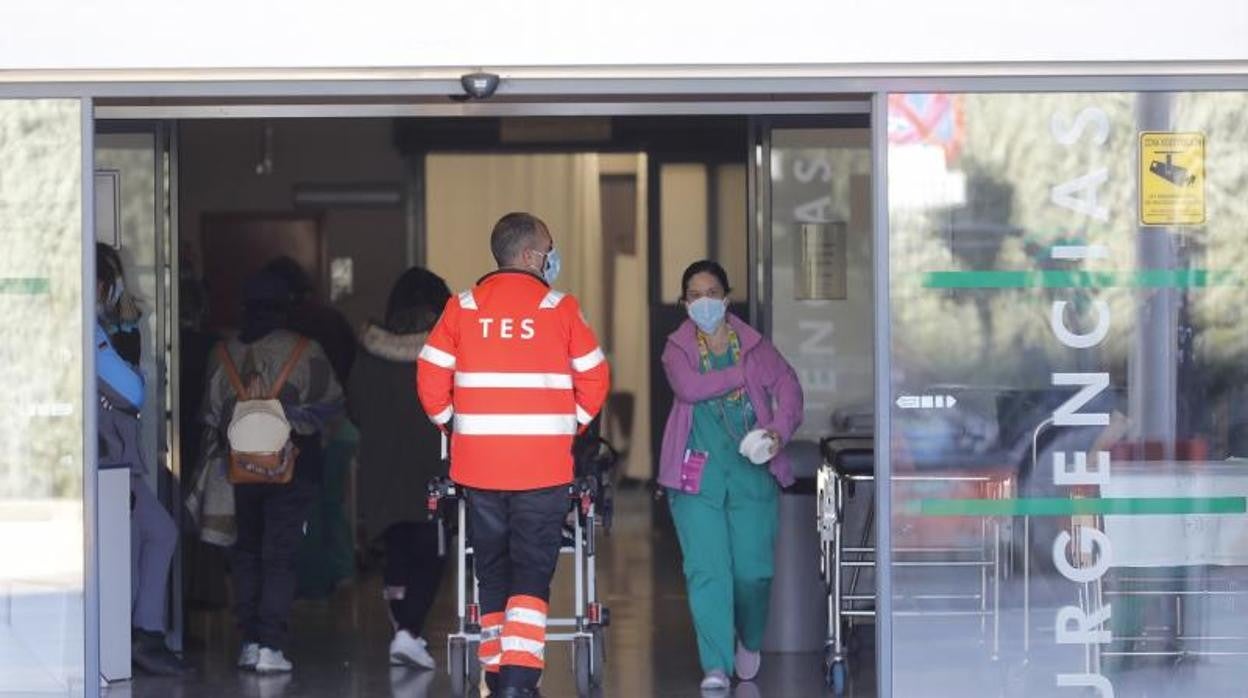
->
xmin=828 ymin=660 xmax=847 ymax=696
xmin=592 ymin=626 xmax=607 ymax=681
xmin=573 ymin=629 xmax=606 ymax=695
xmin=448 ymin=637 xmax=479 ymax=696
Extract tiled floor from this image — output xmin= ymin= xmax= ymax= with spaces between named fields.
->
xmin=107 ymin=489 xmax=872 ymax=698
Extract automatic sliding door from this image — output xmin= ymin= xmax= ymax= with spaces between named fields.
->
xmin=0 ymin=99 xmax=91 ymax=695
xmin=886 ymin=90 xmax=1248 ymax=697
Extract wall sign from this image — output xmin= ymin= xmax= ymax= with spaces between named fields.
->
xmin=1139 ymin=131 xmax=1205 ymax=226
xmin=95 ymin=169 xmax=121 ymax=247
xmin=796 ymin=222 xmax=848 ymax=300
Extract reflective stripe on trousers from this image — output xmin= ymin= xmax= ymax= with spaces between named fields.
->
xmin=500 ymin=594 xmax=548 ymax=670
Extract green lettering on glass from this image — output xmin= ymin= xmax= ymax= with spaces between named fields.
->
xmin=922 ymin=269 xmax=1236 ymax=289
xmin=0 ymin=278 xmax=51 ymax=294
xmin=906 ymin=496 xmax=1247 ymax=517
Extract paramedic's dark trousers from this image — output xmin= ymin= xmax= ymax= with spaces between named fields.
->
xmin=467 ymin=485 xmax=568 ymax=692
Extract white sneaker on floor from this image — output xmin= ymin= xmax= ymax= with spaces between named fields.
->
xmin=735 ymin=641 xmax=761 ymax=681
xmin=389 ymin=630 xmax=436 ymax=670
xmin=700 ymin=669 xmax=731 ymax=692
xmin=237 ymin=642 xmax=260 ymax=670
xmin=255 ymin=647 xmax=293 ymax=673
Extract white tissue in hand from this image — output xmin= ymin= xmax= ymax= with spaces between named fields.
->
xmin=738 ymin=429 xmax=776 ymax=465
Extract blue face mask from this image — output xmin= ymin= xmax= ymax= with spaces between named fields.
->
xmin=541 ymin=247 xmax=562 ymax=286
xmin=687 ymin=297 xmax=728 ymax=334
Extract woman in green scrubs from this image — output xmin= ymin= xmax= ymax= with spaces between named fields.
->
xmin=659 ymin=260 xmax=804 ymax=691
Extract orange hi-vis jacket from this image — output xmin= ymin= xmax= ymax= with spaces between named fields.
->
xmin=416 ymin=270 xmax=611 ymax=490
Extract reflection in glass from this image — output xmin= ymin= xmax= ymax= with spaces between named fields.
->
xmin=888 ymin=92 xmax=1248 ymax=696
xmin=0 ymin=100 xmax=86 ymax=693
xmin=770 ymin=129 xmax=873 ymax=445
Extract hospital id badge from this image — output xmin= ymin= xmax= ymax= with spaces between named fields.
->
xmin=680 ymin=449 xmax=709 ymax=494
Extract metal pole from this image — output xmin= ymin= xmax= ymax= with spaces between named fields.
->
xmin=81 ymin=96 xmax=101 ymax=698
xmin=870 ymin=90 xmax=894 ymax=698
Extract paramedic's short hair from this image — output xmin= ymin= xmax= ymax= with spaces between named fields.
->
xmin=490 ymin=212 xmax=548 ymax=267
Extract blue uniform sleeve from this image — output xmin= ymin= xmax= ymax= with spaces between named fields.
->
xmin=96 ymin=324 xmax=145 ymax=409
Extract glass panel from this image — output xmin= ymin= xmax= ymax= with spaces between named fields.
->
xmin=0 ymin=99 xmax=86 ymax=693
xmin=95 ymin=132 xmax=162 ymax=491
xmin=770 ymin=129 xmax=873 ymax=446
xmin=887 ymin=91 xmax=1248 ymax=696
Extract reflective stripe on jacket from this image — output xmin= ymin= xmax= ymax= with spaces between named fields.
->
xmin=417 ymin=270 xmax=610 ymax=490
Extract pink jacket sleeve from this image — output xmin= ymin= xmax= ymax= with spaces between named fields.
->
xmin=661 ymin=340 xmax=746 ymax=404
xmin=754 ymin=340 xmax=804 ymax=443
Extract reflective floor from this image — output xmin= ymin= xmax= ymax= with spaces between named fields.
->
xmin=106 ymin=490 xmax=873 ymax=698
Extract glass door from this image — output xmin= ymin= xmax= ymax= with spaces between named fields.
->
xmin=751 ymin=114 xmax=875 ymax=687
xmin=94 ymin=122 xmax=180 ymax=675
xmin=0 ymin=98 xmax=91 ymax=695
xmin=884 ymin=90 xmax=1248 ymax=697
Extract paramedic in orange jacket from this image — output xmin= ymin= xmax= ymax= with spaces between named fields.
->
xmin=417 ymin=212 xmax=610 ymax=698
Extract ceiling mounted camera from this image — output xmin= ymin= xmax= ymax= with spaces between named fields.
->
xmin=460 ymin=72 xmax=501 ymax=100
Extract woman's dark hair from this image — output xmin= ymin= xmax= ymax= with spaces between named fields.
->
xmin=262 ymin=256 xmax=313 ymax=302
xmin=96 ymin=243 xmax=122 ymax=293
xmin=385 ymin=267 xmax=453 ymax=334
xmin=679 ymin=259 xmax=732 ymax=301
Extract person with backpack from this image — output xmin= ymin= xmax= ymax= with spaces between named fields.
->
xmin=198 ymin=269 xmax=344 ymax=674
xmin=96 ymin=244 xmax=191 ymax=677
xmin=348 ymin=266 xmax=453 ymax=671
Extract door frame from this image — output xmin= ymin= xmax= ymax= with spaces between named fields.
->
xmin=93 ymin=119 xmax=185 ymax=655
xmin=5 ymin=74 xmax=1248 ymax=698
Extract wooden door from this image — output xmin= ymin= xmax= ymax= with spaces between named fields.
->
xmin=200 ymin=213 xmax=324 ymax=333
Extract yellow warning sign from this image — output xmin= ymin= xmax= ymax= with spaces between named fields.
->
xmin=1139 ymin=131 xmax=1205 ymax=226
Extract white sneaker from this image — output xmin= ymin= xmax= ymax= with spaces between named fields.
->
xmin=700 ymin=669 xmax=731 ymax=692
xmin=237 ymin=642 xmax=260 ymax=670
xmin=254 ymin=647 xmax=293 ymax=674
xmin=389 ymin=630 xmax=436 ymax=670
xmin=735 ymin=641 xmax=761 ymax=681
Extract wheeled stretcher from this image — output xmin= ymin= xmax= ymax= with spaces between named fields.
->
xmin=817 ymin=436 xmax=1008 ymax=696
xmin=426 ymin=434 xmax=618 ymax=696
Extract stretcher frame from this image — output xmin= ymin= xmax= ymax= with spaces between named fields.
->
xmin=817 ymin=438 xmax=1009 ymax=694
xmin=427 ymin=477 xmax=609 ymax=696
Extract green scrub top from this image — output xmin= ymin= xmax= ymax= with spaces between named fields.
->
xmin=684 ymin=347 xmax=772 ymax=505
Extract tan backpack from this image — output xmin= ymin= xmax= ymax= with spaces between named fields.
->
xmin=218 ymin=337 xmax=310 ymax=485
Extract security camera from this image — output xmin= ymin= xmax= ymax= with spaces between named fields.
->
xmin=460 ymin=72 xmax=501 ymax=100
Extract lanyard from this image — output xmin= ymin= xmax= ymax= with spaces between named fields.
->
xmin=696 ymin=328 xmax=752 ymax=441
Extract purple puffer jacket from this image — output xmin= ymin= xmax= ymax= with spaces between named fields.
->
xmin=658 ymin=314 xmax=804 ymax=490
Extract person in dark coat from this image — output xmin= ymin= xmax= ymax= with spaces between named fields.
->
xmin=347 ymin=266 xmax=452 ymax=670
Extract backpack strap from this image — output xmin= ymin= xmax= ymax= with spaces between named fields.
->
xmin=216 ymin=342 xmax=248 ymax=400
xmin=268 ymin=336 xmax=311 ymax=400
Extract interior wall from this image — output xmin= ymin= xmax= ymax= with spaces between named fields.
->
xmin=178 ymin=118 xmax=408 ymax=329
xmin=425 ymin=153 xmax=604 ymax=329
xmin=426 ymin=152 xmax=652 ymax=479
xmin=716 ymin=164 xmax=749 ymax=293
xmin=659 ymin=164 xmax=709 ymax=303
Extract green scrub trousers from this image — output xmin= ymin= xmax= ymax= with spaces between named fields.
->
xmin=668 ymin=349 xmax=780 ymax=674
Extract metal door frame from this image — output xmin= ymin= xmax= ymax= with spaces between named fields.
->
xmin=5 ymin=71 xmax=1248 ymax=698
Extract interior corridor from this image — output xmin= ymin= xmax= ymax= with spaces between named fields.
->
xmin=104 ymin=490 xmax=874 ymax=698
